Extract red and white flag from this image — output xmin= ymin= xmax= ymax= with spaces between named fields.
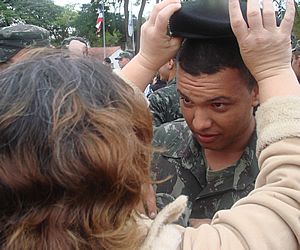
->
xmin=96 ymin=4 xmax=104 ymax=33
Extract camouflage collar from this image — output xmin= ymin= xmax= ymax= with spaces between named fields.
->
xmin=200 ymin=130 xmax=258 ymax=193
xmin=167 ymin=77 xmax=176 ymax=85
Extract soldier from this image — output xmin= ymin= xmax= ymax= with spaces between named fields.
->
xmin=0 ymin=24 xmax=50 ymax=70
xmin=152 ymin=37 xmax=260 ymax=227
xmin=121 ymin=0 xmax=260 ymax=227
xmin=148 ymin=58 xmax=183 ymax=126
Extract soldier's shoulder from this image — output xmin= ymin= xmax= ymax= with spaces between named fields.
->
xmin=153 ymin=118 xmax=191 ymax=148
xmin=149 ymin=83 xmax=177 ymax=100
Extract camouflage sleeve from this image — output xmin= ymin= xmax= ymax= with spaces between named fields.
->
xmin=148 ymin=91 xmax=168 ymax=127
xmin=148 ymin=84 xmax=182 ymax=127
xmin=152 ymin=120 xmax=188 ymax=194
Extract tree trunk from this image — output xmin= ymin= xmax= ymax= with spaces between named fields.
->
xmin=136 ymin=0 xmax=146 ymax=53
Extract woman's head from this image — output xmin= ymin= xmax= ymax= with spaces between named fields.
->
xmin=0 ymin=49 xmax=152 ymax=249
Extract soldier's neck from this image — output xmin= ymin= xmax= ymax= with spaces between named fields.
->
xmin=203 ymin=121 xmax=255 ymax=171
xmin=204 ymin=150 xmax=244 ymax=171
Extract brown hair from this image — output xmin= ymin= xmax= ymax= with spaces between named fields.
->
xmin=0 ymin=49 xmax=152 ymax=249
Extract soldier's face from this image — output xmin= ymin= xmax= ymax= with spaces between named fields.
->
xmin=177 ymin=67 xmax=259 ymax=151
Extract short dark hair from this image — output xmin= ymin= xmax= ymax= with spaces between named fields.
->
xmin=177 ymin=38 xmax=256 ymax=90
xmin=104 ymin=57 xmax=111 ymax=63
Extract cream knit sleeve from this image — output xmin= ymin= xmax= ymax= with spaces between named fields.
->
xmin=255 ymin=96 xmax=300 ymax=157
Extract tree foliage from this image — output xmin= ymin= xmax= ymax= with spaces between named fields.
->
xmin=0 ymin=0 xmax=127 ymax=47
xmin=0 ymin=0 xmax=76 ymax=45
xmin=73 ymin=2 xmax=125 ymax=47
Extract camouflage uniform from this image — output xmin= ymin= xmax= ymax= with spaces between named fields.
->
xmin=152 ymin=118 xmax=259 ymax=224
xmin=148 ymin=78 xmax=183 ymax=127
xmin=0 ymin=24 xmax=50 ymax=63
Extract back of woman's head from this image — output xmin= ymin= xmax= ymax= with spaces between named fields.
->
xmin=0 ymin=49 xmax=152 ymax=249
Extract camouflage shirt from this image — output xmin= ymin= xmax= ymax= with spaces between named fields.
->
xmin=152 ymin=118 xmax=259 ymax=221
xmin=148 ymin=78 xmax=183 ymax=127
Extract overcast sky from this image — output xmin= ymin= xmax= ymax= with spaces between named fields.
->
xmin=53 ymin=0 xmax=155 ymax=16
xmin=54 ymin=0 xmax=90 ymax=7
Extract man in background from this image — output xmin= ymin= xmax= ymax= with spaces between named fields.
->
xmin=115 ymin=50 xmax=134 ymax=69
xmin=61 ymin=36 xmax=89 ymax=56
xmin=148 ymin=58 xmax=183 ymax=126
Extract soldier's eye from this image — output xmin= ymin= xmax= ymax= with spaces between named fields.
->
xmin=212 ymin=103 xmax=227 ymax=111
xmin=180 ymin=96 xmax=192 ymax=105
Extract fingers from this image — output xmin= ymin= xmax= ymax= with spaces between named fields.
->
xmin=136 ymin=200 xmax=146 ymax=215
xmin=155 ymin=2 xmax=181 ymax=33
xmin=144 ymin=184 xmax=157 ymax=219
xmin=262 ymin=0 xmax=277 ymax=29
xmin=247 ymin=0 xmax=263 ymax=31
xmin=148 ymin=0 xmax=180 ymax=26
xmin=280 ymin=0 xmax=295 ymax=35
xmin=229 ymin=0 xmax=248 ymax=40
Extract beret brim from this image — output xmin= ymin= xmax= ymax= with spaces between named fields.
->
xmin=169 ymin=0 xmax=247 ymax=39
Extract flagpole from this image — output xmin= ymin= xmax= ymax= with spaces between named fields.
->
xmin=128 ymin=0 xmax=135 ymax=52
xmin=131 ymin=0 xmax=135 ymax=53
xmin=102 ymin=4 xmax=106 ymax=60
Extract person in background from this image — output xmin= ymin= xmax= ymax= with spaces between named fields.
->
xmin=151 ymin=74 xmax=167 ymax=92
xmin=0 ymin=24 xmax=50 ymax=70
xmin=115 ymin=50 xmax=134 ymax=69
xmin=103 ymin=57 xmax=113 ymax=69
xmin=291 ymin=40 xmax=300 ymax=82
xmin=148 ymin=57 xmax=183 ymax=126
xmin=61 ymin=36 xmax=89 ymax=56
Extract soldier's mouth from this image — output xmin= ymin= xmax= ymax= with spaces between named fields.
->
xmin=194 ymin=133 xmax=220 ymax=144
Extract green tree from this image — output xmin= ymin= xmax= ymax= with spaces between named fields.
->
xmin=73 ymin=2 xmax=125 ymax=47
xmin=51 ymin=4 xmax=78 ymax=45
xmin=0 ymin=0 xmax=78 ymax=45
xmin=0 ymin=1 xmax=18 ymax=26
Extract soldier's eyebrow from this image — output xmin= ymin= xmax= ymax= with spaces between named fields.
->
xmin=208 ymin=96 xmax=232 ymax=102
xmin=177 ymin=89 xmax=188 ymax=99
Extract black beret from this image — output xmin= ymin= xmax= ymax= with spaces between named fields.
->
xmin=169 ymin=0 xmax=247 ymax=39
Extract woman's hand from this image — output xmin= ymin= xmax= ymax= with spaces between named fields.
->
xmin=229 ymin=0 xmax=295 ymax=83
xmin=120 ymin=0 xmax=182 ymax=91
xmin=136 ymin=0 xmax=182 ymax=72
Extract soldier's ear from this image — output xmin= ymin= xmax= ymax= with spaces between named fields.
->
xmin=168 ymin=59 xmax=176 ymax=70
xmin=251 ymin=84 xmax=259 ymax=107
